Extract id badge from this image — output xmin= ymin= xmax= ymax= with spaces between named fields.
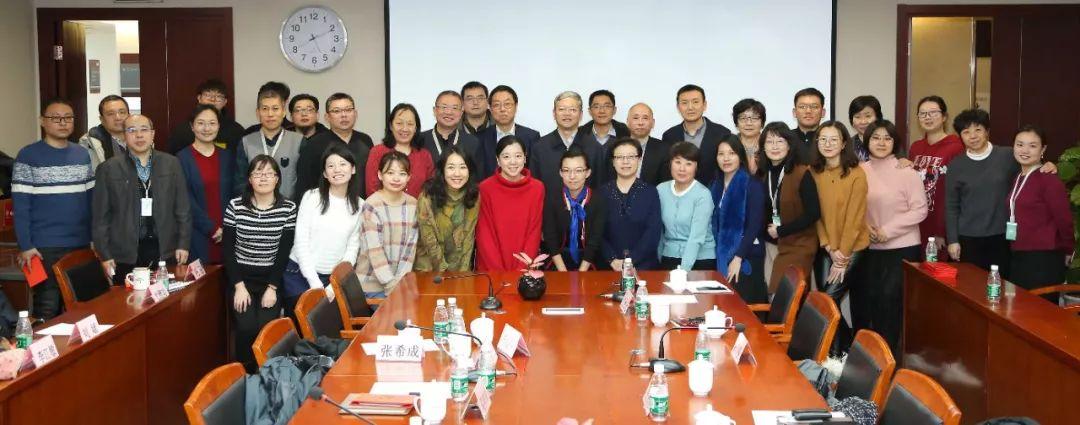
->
xmin=771 ymin=212 xmax=781 ymax=226
xmin=1005 ymin=221 xmax=1018 ymax=241
xmin=141 ymin=198 xmax=153 ymax=217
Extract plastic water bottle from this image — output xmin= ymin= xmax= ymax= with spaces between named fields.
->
xmin=986 ymin=265 xmax=1002 ymax=303
xmin=478 ymin=344 xmax=497 ymax=391
xmin=15 ymin=311 xmax=32 ymax=349
xmin=925 ymin=237 xmax=938 ymax=262
xmin=433 ymin=299 xmax=449 ymax=343
xmin=155 ymin=260 xmax=170 ymax=291
xmin=450 ymin=354 xmax=470 ymax=402
xmin=447 ymin=297 xmax=458 ymax=321
xmin=647 ymin=363 xmax=670 ymax=422
xmin=635 ymin=281 xmax=650 ymax=321
xmin=448 ymin=308 xmax=470 ymax=357
xmin=694 ymin=324 xmax=711 ymax=361
xmin=621 ymin=250 xmax=636 ymax=293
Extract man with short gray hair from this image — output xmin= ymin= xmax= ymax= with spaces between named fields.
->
xmin=529 ymin=91 xmax=606 ymax=195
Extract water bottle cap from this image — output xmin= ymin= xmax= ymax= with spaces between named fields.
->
xmin=653 ymin=363 xmax=664 ymax=373
xmin=712 ymin=305 xmax=719 ymax=311
xmin=480 ymin=312 xmax=486 ymax=318
xmin=18 ymin=311 xmax=28 ymax=318
xmin=928 ymin=237 xmax=935 ymax=242
xmin=437 ymin=299 xmax=445 ymax=306
xmin=158 ymin=261 xmax=166 ymax=266
xmin=990 ymin=265 xmax=999 ymax=271
xmin=449 ymin=297 xmax=457 ymax=303
xmin=455 ymin=308 xmax=463 ymax=315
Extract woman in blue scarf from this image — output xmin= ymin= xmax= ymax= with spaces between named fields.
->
xmin=543 ymin=147 xmax=607 ymax=271
xmin=712 ymin=137 xmax=768 ymax=304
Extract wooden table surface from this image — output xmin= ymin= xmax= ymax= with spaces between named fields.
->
xmin=290 ymin=271 xmax=827 ymax=424
xmin=903 ymin=261 xmax=1080 ymax=425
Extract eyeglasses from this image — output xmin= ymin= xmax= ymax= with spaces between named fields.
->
xmin=796 ymin=104 xmax=822 ymax=112
xmin=125 ymin=126 xmax=153 ymax=134
xmin=817 ymin=137 xmax=842 ymax=146
xmin=559 ymin=168 xmax=588 ymax=176
xmin=464 ymin=95 xmax=487 ymax=103
xmin=436 ymin=104 xmax=461 ymax=112
xmin=917 ymin=110 xmax=942 ymax=119
xmin=328 ymin=107 xmax=355 ymax=115
xmin=737 ymin=115 xmax=762 ymax=123
xmin=590 ymin=104 xmax=614 ymax=111
xmin=251 ymin=172 xmax=278 ymax=179
xmin=613 ymin=154 xmax=640 ymax=162
xmin=491 ymin=102 xmax=515 ymax=111
xmin=556 ymin=107 xmax=580 ymax=114
xmin=293 ymin=107 xmax=317 ymax=115
xmin=200 ymin=93 xmax=226 ymax=101
xmin=43 ymin=115 xmax=75 ymax=124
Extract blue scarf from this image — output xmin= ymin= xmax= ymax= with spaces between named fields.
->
xmin=564 ymin=186 xmax=590 ymax=265
xmin=711 ymin=169 xmax=752 ymax=276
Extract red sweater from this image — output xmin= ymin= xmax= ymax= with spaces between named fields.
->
xmin=365 ymin=144 xmax=435 ymax=199
xmin=476 ymin=169 xmax=545 ymax=271
xmin=909 ymin=134 xmax=963 ymax=242
xmin=1008 ymin=170 xmax=1075 ymax=253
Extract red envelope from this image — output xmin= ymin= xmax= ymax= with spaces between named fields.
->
xmin=22 ymin=256 xmax=47 ymax=287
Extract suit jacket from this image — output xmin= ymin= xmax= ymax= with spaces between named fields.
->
xmin=529 ymin=130 xmax=606 ymax=196
xmin=598 ymin=136 xmax=672 ymax=187
xmin=660 ymin=117 xmax=732 ymax=184
xmin=579 ymin=120 xmax=630 ymax=146
xmin=476 ymin=124 xmax=541 ymax=177
xmin=420 ymin=128 xmax=481 ymax=165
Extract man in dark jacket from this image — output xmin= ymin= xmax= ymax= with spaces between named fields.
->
xmin=476 ymin=85 xmax=541 ymax=177
xmin=167 ymin=79 xmax=246 ymax=154
xmin=530 ymin=91 xmax=605 ymax=195
xmin=660 ymin=84 xmax=732 ymax=184
xmin=420 ymin=90 xmax=481 ymax=164
xmin=294 ymin=92 xmax=372 ymax=198
xmin=580 ymin=89 xmax=630 ymax=148
xmin=94 ymin=114 xmax=191 ymax=284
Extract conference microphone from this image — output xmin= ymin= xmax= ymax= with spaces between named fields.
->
xmin=307 ymin=386 xmax=376 ymax=425
xmin=394 ymin=320 xmax=519 ymax=377
xmin=648 ymin=323 xmax=745 ymax=373
xmin=437 ymin=273 xmax=506 ymax=310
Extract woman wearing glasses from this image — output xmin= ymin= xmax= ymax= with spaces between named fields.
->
xmin=543 ymin=147 xmax=607 ymax=271
xmin=729 ymin=98 xmax=765 ymax=174
xmin=600 ymin=138 xmax=662 ymax=270
xmin=908 ymin=96 xmax=963 ymax=257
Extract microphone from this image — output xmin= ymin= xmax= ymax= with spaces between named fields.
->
xmin=307 ymin=386 xmax=376 ymax=425
xmin=649 ymin=323 xmax=744 ymax=373
xmin=438 ymin=273 xmax=504 ymax=310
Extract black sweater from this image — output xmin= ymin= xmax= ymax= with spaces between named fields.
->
xmin=542 ymin=188 xmax=608 ymax=268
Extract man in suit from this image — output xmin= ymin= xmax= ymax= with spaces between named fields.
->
xmin=460 ymin=81 xmax=492 ymax=135
xmin=476 ymin=85 xmax=540 ymax=177
xmin=234 ymin=84 xmax=304 ymax=199
xmin=293 ymin=92 xmax=373 ymax=198
xmin=626 ymin=103 xmax=671 ymax=185
xmin=420 ymin=90 xmax=480 ymax=163
xmin=167 ymin=79 xmax=246 ymax=154
xmin=530 ymin=91 xmax=605 ymax=195
xmin=792 ymin=87 xmax=826 ymax=163
xmin=580 ymin=89 xmax=629 ymax=147
xmin=660 ymin=84 xmax=732 ymax=184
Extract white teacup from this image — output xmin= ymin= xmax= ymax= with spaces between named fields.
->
xmin=125 ymin=267 xmax=151 ymax=290
xmin=650 ymin=302 xmax=671 ymax=326
xmin=704 ymin=306 xmax=733 ymax=338
xmin=414 ymin=391 xmax=447 ymax=424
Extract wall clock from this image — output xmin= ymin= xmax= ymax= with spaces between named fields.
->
xmin=279 ymin=6 xmax=347 ymax=72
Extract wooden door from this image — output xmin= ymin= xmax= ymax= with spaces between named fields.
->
xmin=59 ymin=21 xmax=88 ymax=138
xmin=161 ymin=10 xmax=235 ymax=146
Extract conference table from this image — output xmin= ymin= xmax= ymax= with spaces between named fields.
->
xmin=903 ymin=262 xmax=1080 ymax=425
xmin=0 ymin=265 xmax=228 ymax=425
xmin=290 ymin=271 xmax=827 ymax=424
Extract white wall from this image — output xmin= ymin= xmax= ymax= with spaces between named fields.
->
xmin=81 ymin=21 xmax=120 ymax=123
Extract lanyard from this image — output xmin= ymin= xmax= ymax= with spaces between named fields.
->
xmin=767 ymin=167 xmax=785 ymax=214
xmin=262 ymin=131 xmax=282 ymax=157
xmin=1008 ymin=166 xmax=1037 ymax=221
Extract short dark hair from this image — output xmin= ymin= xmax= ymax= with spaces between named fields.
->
xmin=669 ymin=141 xmax=700 ymax=163
xmin=41 ymin=97 xmax=74 ymax=116
xmin=436 ymin=90 xmax=463 ymax=104
xmin=1014 ymin=124 xmax=1047 ymax=147
xmin=495 ymin=135 xmax=526 ymax=158
xmin=325 ymin=92 xmax=355 ymax=108
xmin=863 ymin=120 xmax=904 ymax=157
xmin=609 ymin=137 xmax=643 ymax=158
xmin=847 ymin=95 xmax=882 ymax=123
xmin=952 ymin=108 xmax=990 ymax=134
xmin=423 ymin=146 xmax=479 ymax=209
xmin=257 ymin=81 xmax=290 ymax=102
xmin=378 ymin=150 xmax=411 ymax=174
xmin=732 ymin=98 xmax=766 ymax=125
xmin=916 ymin=95 xmax=948 ymax=115
xmin=98 ymin=95 xmax=129 ymax=116
xmin=242 ymin=154 xmax=284 ymax=209
xmin=589 ymin=90 xmax=615 ymax=107
xmin=717 ymin=136 xmax=750 ymax=176
xmin=460 ymin=81 xmax=488 ymax=97
xmin=289 ymin=93 xmax=319 ymax=112
xmin=189 ymin=104 xmax=222 ymax=124
xmin=809 ymin=121 xmax=859 ymax=177
xmin=489 ymin=85 xmax=518 ymax=104
xmin=754 ymin=121 xmax=802 ymax=179
xmin=196 ymin=79 xmax=228 ymax=96
xmin=677 ymin=84 xmax=706 ymax=102
xmin=793 ymin=87 xmax=825 ymax=106
xmin=383 ymin=103 xmax=423 ymax=149
xmin=560 ymin=145 xmax=591 ymax=170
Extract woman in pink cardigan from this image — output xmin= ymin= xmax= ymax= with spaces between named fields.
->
xmin=852 ymin=120 xmax=927 ymax=354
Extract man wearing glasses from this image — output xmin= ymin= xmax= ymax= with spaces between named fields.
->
xmin=661 ymin=84 xmax=732 ymax=184
xmin=460 ymin=81 xmax=492 ymax=135
xmin=13 ymin=99 xmax=95 ymax=319
xmin=792 ymin=87 xmax=826 ymax=163
xmin=93 ymin=114 xmax=191 ymax=286
xmin=420 ymin=90 xmax=480 ymax=163
xmin=530 ymin=91 xmax=605 ymax=195
xmin=476 ymin=85 xmax=541 ymax=176
xmin=580 ymin=89 xmax=630 ymax=147
xmin=293 ymin=92 xmax=373 ymax=197
xmin=78 ymin=94 xmax=129 ymax=170
xmin=167 ymin=79 xmax=247 ymax=154
xmin=289 ymin=93 xmax=329 ymax=139
xmin=625 ymin=103 xmax=671 ymax=185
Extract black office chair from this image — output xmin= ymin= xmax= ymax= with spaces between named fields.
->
xmin=786 ymin=291 xmax=840 ymax=363
xmin=295 ymin=288 xmax=346 ymax=341
xmin=252 ymin=317 xmax=301 ymax=367
xmin=53 ymin=248 xmax=112 ymax=308
xmin=834 ymin=329 xmax=897 ymax=412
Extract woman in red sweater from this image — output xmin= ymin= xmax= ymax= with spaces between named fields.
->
xmin=476 ymin=135 xmax=545 ymax=271
xmin=908 ymin=95 xmax=963 ymax=257
xmin=366 ymin=103 xmax=434 ymax=198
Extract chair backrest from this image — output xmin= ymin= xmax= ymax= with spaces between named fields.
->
xmin=880 ymin=369 xmax=961 ymax=425
xmin=835 ymin=329 xmax=897 ymax=411
xmin=766 ymin=265 xmax=808 ymax=333
xmin=184 ymin=362 xmax=247 ymax=425
xmin=786 ymin=291 xmax=840 ymax=363
xmin=52 ymin=248 xmax=112 ymax=308
xmin=328 ymin=262 xmax=373 ymax=330
xmin=252 ymin=317 xmax=300 ymax=367
xmin=295 ymin=288 xmax=343 ymax=341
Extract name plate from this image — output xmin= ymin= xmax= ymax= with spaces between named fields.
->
xmin=23 ymin=335 xmax=59 ymax=370
xmin=475 ymin=376 xmax=492 ymax=418
xmin=495 ymin=324 xmax=531 ymax=358
xmin=619 ymin=289 xmax=634 ymax=315
xmin=374 ymin=335 xmax=423 ymax=362
xmin=70 ymin=314 xmax=102 ymax=344
xmin=148 ymin=282 xmax=169 ymax=303
xmin=187 ymin=259 xmax=206 ymax=281
xmin=730 ymin=332 xmax=756 ymax=365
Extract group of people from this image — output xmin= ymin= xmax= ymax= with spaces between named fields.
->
xmin=13 ymin=78 xmax=1073 ymax=369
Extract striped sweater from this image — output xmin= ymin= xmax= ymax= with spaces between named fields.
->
xmin=12 ymin=141 xmax=95 ymax=251
xmin=355 ymin=192 xmax=419 ymax=294
xmin=222 ymin=197 xmax=297 ymax=290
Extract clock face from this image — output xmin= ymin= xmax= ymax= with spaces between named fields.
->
xmin=279 ymin=6 xmax=347 ymax=72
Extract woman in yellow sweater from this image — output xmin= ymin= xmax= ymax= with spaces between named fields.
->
xmin=810 ymin=121 xmax=869 ymax=355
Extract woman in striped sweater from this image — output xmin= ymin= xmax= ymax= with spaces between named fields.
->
xmin=223 ymin=154 xmax=298 ymax=372
xmin=356 ymin=151 xmax=419 ymax=297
